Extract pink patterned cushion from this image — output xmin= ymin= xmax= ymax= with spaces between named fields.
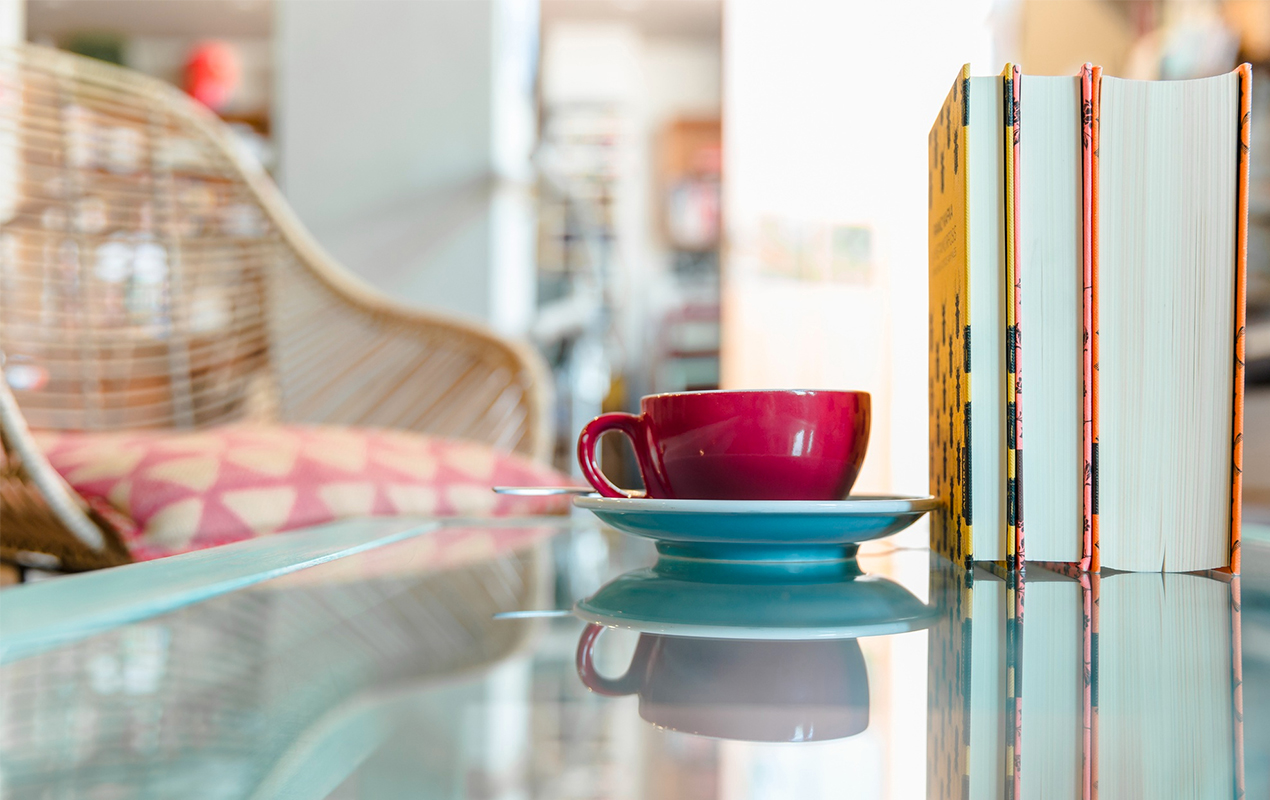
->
xmin=37 ymin=425 xmax=572 ymax=561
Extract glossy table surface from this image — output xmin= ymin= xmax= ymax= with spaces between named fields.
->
xmin=2 ymin=514 xmax=1268 ymax=799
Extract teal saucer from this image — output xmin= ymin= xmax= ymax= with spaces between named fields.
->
xmin=573 ymin=494 xmax=937 ymax=562
xmin=574 ymin=556 xmax=938 ymax=640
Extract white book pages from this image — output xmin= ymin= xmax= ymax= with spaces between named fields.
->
xmin=1018 ymin=75 xmax=1083 ymax=563
xmin=968 ymin=76 xmax=1006 ymax=561
xmin=1098 ymin=74 xmax=1237 ymax=571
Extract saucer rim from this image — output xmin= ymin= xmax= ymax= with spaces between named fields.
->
xmin=574 ymin=494 xmax=939 ymax=515
xmin=571 ymin=607 xmax=938 ymax=640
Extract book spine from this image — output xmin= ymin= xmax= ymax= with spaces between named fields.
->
xmin=1004 ymin=64 xmax=1023 ymax=570
xmin=1231 ymin=63 xmax=1250 ymax=574
xmin=1083 ymin=65 xmax=1101 ymax=573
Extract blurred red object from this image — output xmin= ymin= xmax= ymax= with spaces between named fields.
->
xmin=184 ymin=41 xmax=240 ymax=111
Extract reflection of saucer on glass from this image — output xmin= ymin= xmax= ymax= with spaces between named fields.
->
xmin=575 ymin=556 xmax=938 ymax=640
xmin=573 ymin=494 xmax=937 ymax=561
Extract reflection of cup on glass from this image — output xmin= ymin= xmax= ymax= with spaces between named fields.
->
xmin=576 ymin=623 xmax=870 ymax=742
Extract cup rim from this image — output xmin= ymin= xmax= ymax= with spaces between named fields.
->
xmin=641 ymin=388 xmax=870 ymax=402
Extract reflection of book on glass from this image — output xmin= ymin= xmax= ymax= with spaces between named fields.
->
xmin=927 ymin=562 xmax=1011 ymax=799
xmin=1095 ymin=572 xmax=1243 ymax=798
xmin=1017 ymin=568 xmax=1243 ymax=799
xmin=931 ymin=565 xmax=1244 ymax=799
xmin=1017 ymin=566 xmax=1092 ymax=799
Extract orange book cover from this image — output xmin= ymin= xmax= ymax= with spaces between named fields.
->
xmin=1087 ymin=65 xmax=1102 ymax=572
xmin=1079 ymin=63 xmax=1096 ymax=575
xmin=1231 ymin=62 xmax=1250 ymax=574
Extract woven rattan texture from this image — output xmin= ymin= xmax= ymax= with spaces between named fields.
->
xmin=0 ymin=45 xmax=552 ymax=564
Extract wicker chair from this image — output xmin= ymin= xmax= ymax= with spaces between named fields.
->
xmin=0 ymin=44 xmax=552 ymax=572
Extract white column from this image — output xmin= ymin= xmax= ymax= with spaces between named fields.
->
xmin=274 ymin=0 xmax=537 ymax=335
xmin=0 ymin=0 xmax=21 ymax=46
xmin=0 ymin=0 xmax=22 ymax=225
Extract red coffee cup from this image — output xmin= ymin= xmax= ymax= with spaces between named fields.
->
xmin=576 ymin=389 xmax=870 ymax=500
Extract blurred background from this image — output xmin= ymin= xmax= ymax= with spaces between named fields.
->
xmin=3 ymin=2 xmax=1270 ymax=798
xmin=4 ymin=0 xmax=1269 ymax=513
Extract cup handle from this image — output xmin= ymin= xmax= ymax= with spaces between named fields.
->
xmin=576 ymin=412 xmax=649 ymax=499
xmin=575 ymin=623 xmax=648 ymax=697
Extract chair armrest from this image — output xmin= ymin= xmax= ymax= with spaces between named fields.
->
xmin=269 ymin=267 xmax=554 ymax=461
xmin=163 ymin=96 xmax=554 ymax=461
xmin=0 ymin=367 xmax=117 ymax=558
xmin=253 ymin=193 xmax=552 ymax=460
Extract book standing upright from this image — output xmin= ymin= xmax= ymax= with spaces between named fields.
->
xmin=1004 ymin=63 xmax=1023 ymax=571
xmin=1077 ymin=65 xmax=1246 ymax=574
xmin=929 ymin=65 xmax=1008 ymax=568
xmin=931 ymin=62 xmax=1251 ymax=574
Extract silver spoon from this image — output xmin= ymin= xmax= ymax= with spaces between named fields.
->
xmin=492 ymin=486 xmax=595 ymax=497
xmin=493 ymin=609 xmax=575 ymax=619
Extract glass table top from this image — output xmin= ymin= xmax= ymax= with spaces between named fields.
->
xmin=1 ymin=514 xmax=1266 ymax=799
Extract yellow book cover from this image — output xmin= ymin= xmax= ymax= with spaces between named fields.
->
xmin=929 ymin=65 xmax=972 ymax=565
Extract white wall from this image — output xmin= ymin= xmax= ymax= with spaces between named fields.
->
xmin=722 ymin=0 xmax=995 ymax=508
xmin=275 ymin=0 xmax=536 ymax=334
